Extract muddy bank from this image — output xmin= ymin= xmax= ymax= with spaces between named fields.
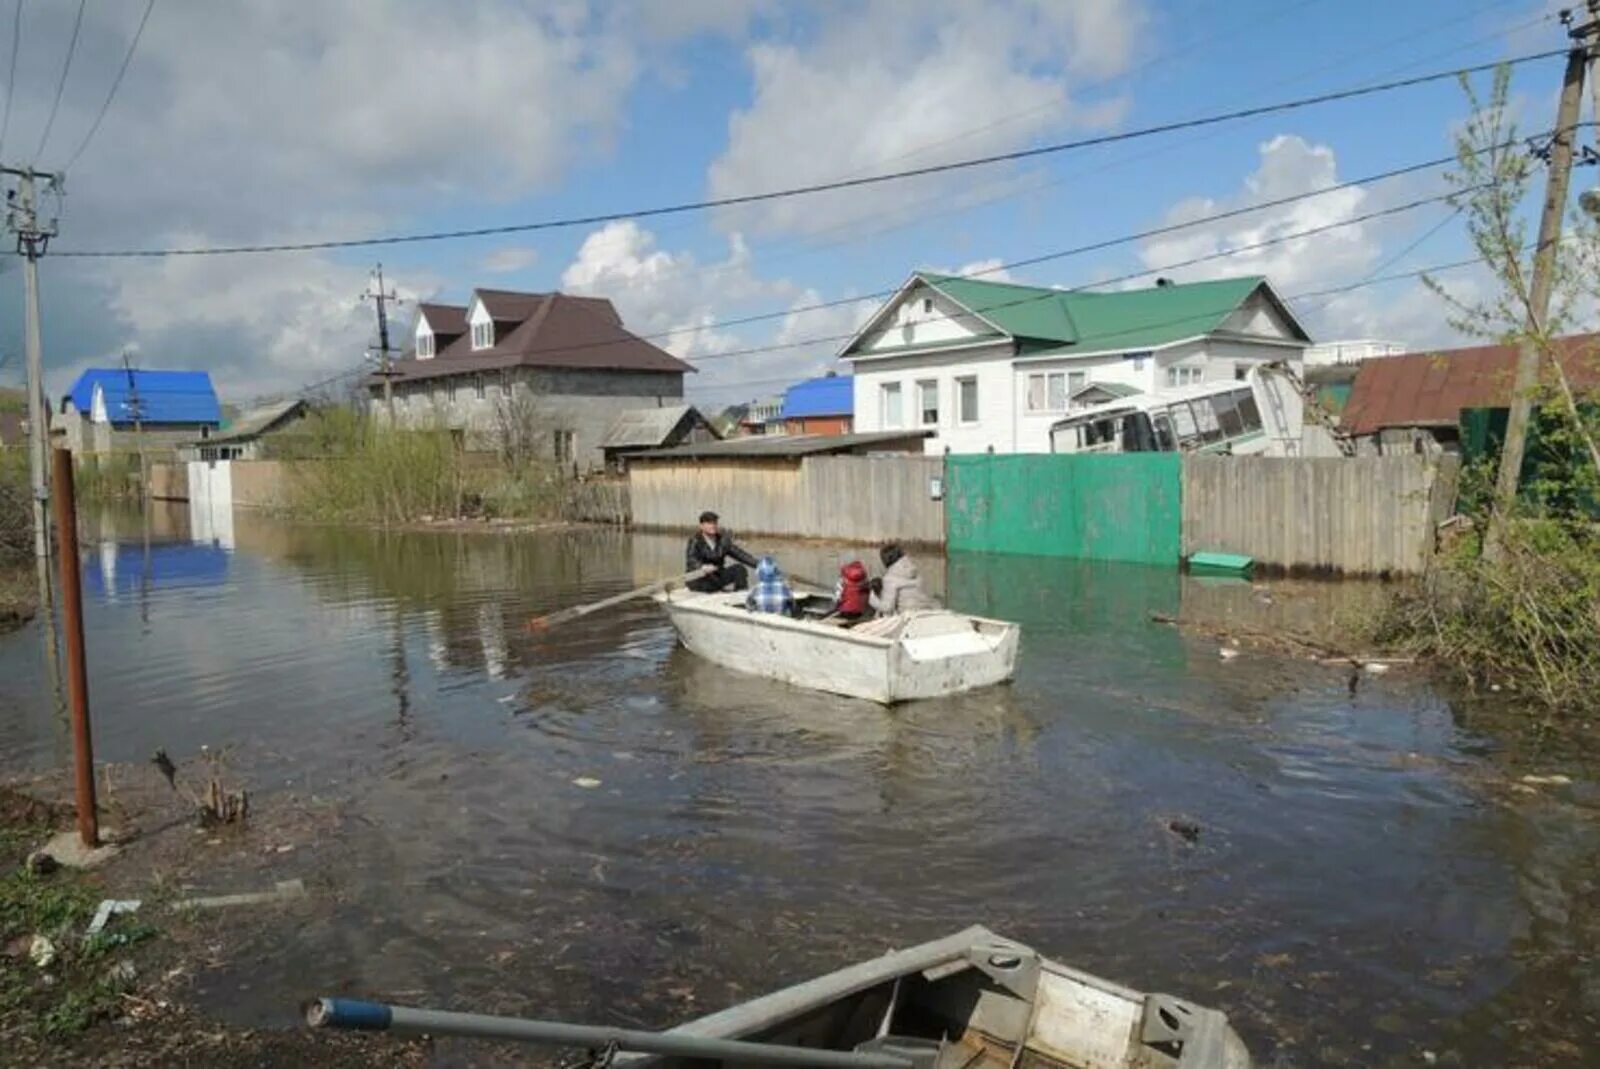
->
xmin=0 ymin=566 xmax=35 ymax=636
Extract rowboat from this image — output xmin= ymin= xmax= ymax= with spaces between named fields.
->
xmin=308 ymin=926 xmax=1252 ymax=1068
xmin=654 ymin=589 xmax=1020 ymax=704
xmin=627 ymin=925 xmax=1251 ymax=1069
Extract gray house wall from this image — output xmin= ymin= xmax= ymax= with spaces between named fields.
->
xmin=58 ymin=406 xmax=216 ymax=456
xmin=373 ymin=367 xmax=686 ymax=470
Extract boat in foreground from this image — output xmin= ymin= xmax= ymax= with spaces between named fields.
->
xmin=655 ymin=589 xmax=1020 ymax=703
xmin=308 ymin=926 xmax=1251 ymax=1068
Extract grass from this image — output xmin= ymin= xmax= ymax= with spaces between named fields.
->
xmin=0 ymin=788 xmax=158 ymax=1043
xmin=279 ymin=408 xmax=566 ymax=525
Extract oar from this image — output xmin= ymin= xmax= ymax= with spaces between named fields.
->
xmin=305 ymin=998 xmax=919 ymax=1069
xmin=526 ymin=569 xmax=703 ymax=633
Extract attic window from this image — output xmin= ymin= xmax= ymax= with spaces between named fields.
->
xmin=417 ymin=333 xmax=434 ymax=359
xmin=922 ymin=298 xmax=933 ymax=315
xmin=472 ymin=321 xmax=493 ymax=350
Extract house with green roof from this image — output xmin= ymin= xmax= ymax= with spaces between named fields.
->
xmin=839 ymin=271 xmax=1311 ymax=454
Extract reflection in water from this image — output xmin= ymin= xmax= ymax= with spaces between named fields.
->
xmin=0 ymin=506 xmax=1596 ymax=1067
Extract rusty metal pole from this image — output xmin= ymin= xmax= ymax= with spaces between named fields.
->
xmin=50 ymin=448 xmax=97 ymax=848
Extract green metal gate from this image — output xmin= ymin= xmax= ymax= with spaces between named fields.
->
xmin=945 ymin=454 xmax=1182 ymax=564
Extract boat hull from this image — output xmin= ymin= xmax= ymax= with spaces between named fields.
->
xmin=656 ymin=591 xmax=1019 ymax=704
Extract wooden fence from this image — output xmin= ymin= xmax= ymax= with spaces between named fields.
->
xmin=629 ymin=455 xmax=944 ymax=546
xmin=1181 ymin=454 xmax=1459 ymax=576
xmin=565 ymin=479 xmax=629 ymax=525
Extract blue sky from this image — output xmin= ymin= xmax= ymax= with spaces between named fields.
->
xmin=0 ymin=0 xmax=1575 ymax=408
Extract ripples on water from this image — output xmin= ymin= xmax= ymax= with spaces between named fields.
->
xmin=0 ymin=505 xmax=1596 ymax=1067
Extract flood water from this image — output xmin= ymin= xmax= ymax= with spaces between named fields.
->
xmin=2 ymin=505 xmax=1597 ymax=1067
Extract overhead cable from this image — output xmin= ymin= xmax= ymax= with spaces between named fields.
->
xmin=62 ymin=0 xmax=156 ymax=172
xmin=49 ymin=49 xmax=1565 ymax=259
xmin=33 ymin=0 xmax=85 ymax=160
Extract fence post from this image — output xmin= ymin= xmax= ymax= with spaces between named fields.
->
xmin=50 ymin=448 xmax=97 ymax=848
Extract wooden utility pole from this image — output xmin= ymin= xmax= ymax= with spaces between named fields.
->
xmin=121 ymin=349 xmax=148 ymax=500
xmin=363 ymin=263 xmax=402 ymax=423
xmin=1484 ymin=27 xmax=1590 ymax=558
xmin=51 ymin=448 xmax=97 ymax=848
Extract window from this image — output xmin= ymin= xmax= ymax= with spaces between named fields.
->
xmin=417 ymin=333 xmax=434 ymax=359
xmin=1027 ymin=371 xmax=1074 ymax=413
xmin=881 ymin=382 xmax=904 ymax=428
xmin=1127 ymin=350 xmax=1150 ymax=372
xmin=1166 ymin=365 xmax=1202 ymax=387
xmin=922 ymin=297 xmax=934 ymax=315
xmin=1211 ymin=391 xmax=1244 ymax=437
xmin=474 ymin=373 xmax=486 ymax=401
xmin=553 ymin=430 xmax=576 ymax=463
xmin=447 ymin=378 xmax=458 ymax=402
xmin=917 ymin=380 xmax=938 ymax=426
xmin=1152 ymin=414 xmax=1176 ymax=452
xmin=1192 ymin=396 xmax=1222 ymax=442
xmin=472 ymin=320 xmax=493 ymax=350
xmin=1168 ymin=402 xmax=1199 ymax=447
xmin=1235 ymin=363 xmax=1250 ymax=381
xmin=1234 ymin=388 xmax=1262 ymax=432
xmin=957 ymin=376 xmax=979 ymax=423
xmin=1067 ymin=371 xmax=1086 ymax=400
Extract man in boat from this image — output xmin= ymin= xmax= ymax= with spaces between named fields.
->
xmin=871 ymin=543 xmax=937 ymax=615
xmin=686 ymin=510 xmax=757 ymax=593
xmin=746 ymin=557 xmax=797 ymax=617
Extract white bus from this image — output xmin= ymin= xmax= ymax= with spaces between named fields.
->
xmin=1048 ymin=367 xmax=1303 ymax=457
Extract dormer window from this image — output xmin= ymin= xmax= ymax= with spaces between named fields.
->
xmin=472 ymin=321 xmax=493 ymax=350
xmin=416 ymin=332 xmax=434 ymax=359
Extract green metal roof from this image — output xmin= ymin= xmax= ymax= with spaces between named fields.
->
xmin=915 ymin=272 xmax=1277 ymax=353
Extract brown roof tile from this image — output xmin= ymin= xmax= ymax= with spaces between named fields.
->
xmin=381 ymin=291 xmax=692 ymax=385
xmin=1341 ymin=334 xmax=1600 ymax=435
xmin=417 ymin=302 xmax=468 ymax=337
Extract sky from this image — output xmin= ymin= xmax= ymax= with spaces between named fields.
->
xmin=0 ymin=0 xmax=1581 ymax=410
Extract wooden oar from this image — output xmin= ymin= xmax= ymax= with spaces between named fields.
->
xmin=527 ymin=569 xmax=704 ymax=633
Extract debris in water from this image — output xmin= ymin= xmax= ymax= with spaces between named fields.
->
xmin=1521 ymin=774 xmax=1572 ymax=787
xmin=86 ymin=899 xmax=142 ymax=936
xmin=28 ymin=934 xmax=56 ymax=968
xmin=1364 ymin=662 xmax=1391 ymax=675
xmin=1166 ymin=818 xmax=1202 ymax=844
xmin=25 ymin=850 xmax=59 ymax=877
xmin=151 ymin=749 xmax=178 ymax=790
xmin=572 ymin=777 xmax=602 ymax=789
xmin=171 ymin=879 xmax=307 ymax=912
xmin=1219 ymin=647 xmax=1241 ymax=661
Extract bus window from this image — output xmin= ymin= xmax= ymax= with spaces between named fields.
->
xmin=1211 ymin=391 xmax=1244 ymax=437
xmin=1169 ymin=402 xmax=1200 ymax=448
xmin=1122 ymin=412 xmax=1156 ymax=452
xmin=1152 ymin=413 xmax=1177 ymax=452
xmin=1084 ymin=418 xmax=1117 ymax=448
xmin=1235 ymin=388 xmax=1262 ymax=432
xmin=1193 ymin=397 xmax=1222 ymax=443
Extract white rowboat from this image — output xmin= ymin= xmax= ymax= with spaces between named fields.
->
xmin=655 ymin=590 xmax=1020 ymax=704
xmin=625 ymin=925 xmax=1252 ymax=1069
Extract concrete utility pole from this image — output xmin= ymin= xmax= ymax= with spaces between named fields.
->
xmin=1485 ymin=17 xmax=1592 ymax=558
xmin=121 ymin=349 xmax=148 ymax=498
xmin=4 ymin=166 xmax=62 ymax=641
xmin=363 ymin=263 xmax=403 ymax=423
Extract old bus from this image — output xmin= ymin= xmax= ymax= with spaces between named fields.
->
xmin=1048 ymin=367 xmax=1302 ymax=456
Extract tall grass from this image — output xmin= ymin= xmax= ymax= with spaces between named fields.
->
xmin=279 ymin=408 xmax=565 ymax=525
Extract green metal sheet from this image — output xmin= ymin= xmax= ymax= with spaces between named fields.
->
xmin=946 ymin=454 xmax=1182 ymax=564
xmin=1187 ymin=551 xmax=1255 ymax=577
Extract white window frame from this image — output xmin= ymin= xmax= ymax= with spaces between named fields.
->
xmin=417 ymin=332 xmax=435 ymax=359
xmin=1166 ymin=365 xmax=1202 ymax=388
xmin=472 ymin=321 xmax=493 ymax=350
xmin=956 ymin=375 xmax=979 ymax=425
xmin=881 ymin=381 xmax=904 ymax=429
xmin=916 ymin=379 xmax=938 ymax=426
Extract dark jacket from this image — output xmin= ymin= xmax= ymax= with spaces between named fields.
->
xmin=686 ymin=531 xmax=757 ymax=573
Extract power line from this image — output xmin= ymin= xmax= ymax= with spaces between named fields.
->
xmin=34 ymin=0 xmax=85 ymax=161
xmin=49 ymin=48 xmax=1566 ymax=259
xmin=0 ymin=0 xmax=21 ymax=160
xmin=62 ymin=0 xmax=156 ymax=172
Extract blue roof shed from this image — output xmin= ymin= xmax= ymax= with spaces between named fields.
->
xmin=64 ymin=369 xmax=221 ymax=426
xmin=781 ymin=374 xmax=853 ymax=420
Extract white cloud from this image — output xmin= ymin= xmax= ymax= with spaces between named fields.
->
xmin=480 ymin=247 xmax=540 ymax=274
xmin=930 ymin=258 xmax=1014 ymax=282
xmin=706 ymin=0 xmax=1143 ymax=236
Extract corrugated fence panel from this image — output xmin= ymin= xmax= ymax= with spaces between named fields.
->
xmin=1181 ymin=454 xmax=1457 ymax=575
xmin=946 ymin=454 xmax=1181 ymax=563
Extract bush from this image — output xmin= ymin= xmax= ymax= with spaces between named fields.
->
xmin=1376 ymin=522 xmax=1600 ymax=710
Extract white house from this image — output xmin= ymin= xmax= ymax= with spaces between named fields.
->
xmin=841 ymin=272 xmax=1312 ymax=454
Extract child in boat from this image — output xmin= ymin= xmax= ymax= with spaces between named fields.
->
xmin=746 ymin=557 xmax=797 ymax=617
xmin=832 ymin=560 xmax=872 ymax=620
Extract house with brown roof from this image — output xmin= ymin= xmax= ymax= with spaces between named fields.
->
xmin=377 ymin=288 xmax=693 ymax=469
xmin=1341 ymin=334 xmax=1600 ymax=453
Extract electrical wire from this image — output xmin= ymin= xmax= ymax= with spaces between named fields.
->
xmin=33 ymin=0 xmax=85 ymax=161
xmin=49 ymin=48 xmax=1566 ymax=259
xmin=0 ymin=0 xmax=21 ymax=161
xmin=61 ymin=0 xmax=156 ymax=172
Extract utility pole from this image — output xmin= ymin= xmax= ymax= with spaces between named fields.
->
xmin=363 ymin=263 xmax=402 ymax=424
xmin=4 ymin=165 xmax=62 ymax=665
xmin=121 ymin=349 xmax=148 ymax=501
xmin=1484 ymin=17 xmax=1592 ymax=558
